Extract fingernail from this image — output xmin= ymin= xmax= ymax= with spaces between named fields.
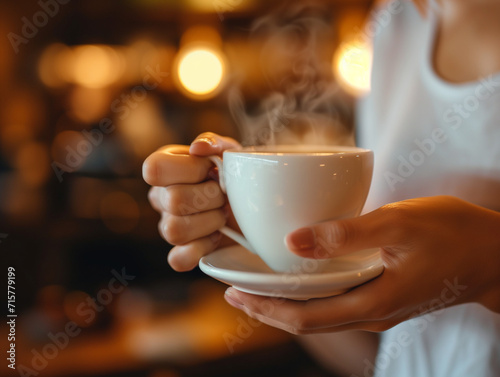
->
xmin=286 ymin=227 xmax=316 ymax=251
xmin=192 ymin=136 xmax=215 ymax=146
xmin=225 ymin=288 xmax=244 ymax=309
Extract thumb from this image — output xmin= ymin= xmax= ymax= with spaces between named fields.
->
xmin=189 ymin=132 xmax=241 ymax=157
xmin=285 ymin=207 xmax=393 ymax=258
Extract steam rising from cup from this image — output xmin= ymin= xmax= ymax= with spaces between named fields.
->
xmin=229 ymin=1 xmax=355 ymax=147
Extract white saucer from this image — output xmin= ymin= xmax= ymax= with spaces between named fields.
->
xmin=199 ymin=245 xmax=384 ymax=300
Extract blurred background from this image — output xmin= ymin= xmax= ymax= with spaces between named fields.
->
xmin=0 ymin=0 xmax=375 ymax=376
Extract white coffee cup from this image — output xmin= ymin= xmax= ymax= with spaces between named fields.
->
xmin=209 ymin=145 xmax=373 ymax=273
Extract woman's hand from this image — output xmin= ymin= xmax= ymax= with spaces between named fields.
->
xmin=143 ymin=132 xmax=241 ymax=271
xmin=224 ymin=196 xmax=500 ymax=334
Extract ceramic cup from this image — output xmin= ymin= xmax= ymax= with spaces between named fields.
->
xmin=209 ymin=145 xmax=374 ymax=273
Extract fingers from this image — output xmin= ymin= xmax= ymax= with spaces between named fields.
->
xmin=149 ymin=181 xmax=225 ymax=216
xmin=168 ymin=232 xmax=222 ymax=272
xmin=148 ymin=187 xmax=163 ymax=213
xmin=142 ymin=145 xmax=214 ymax=187
xmin=223 ymin=288 xmax=362 ymax=332
xmin=285 ymin=204 xmax=407 ymax=258
xmin=189 ymin=132 xmax=241 ymax=157
xmin=143 ymin=132 xmax=240 ymax=193
xmin=143 ymin=134 xmax=242 ymax=272
xmin=224 ymin=272 xmax=398 ymax=334
xmin=158 ymin=208 xmax=227 ymax=246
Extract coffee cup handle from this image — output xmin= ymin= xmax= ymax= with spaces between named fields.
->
xmin=208 ymin=155 xmax=256 ymax=254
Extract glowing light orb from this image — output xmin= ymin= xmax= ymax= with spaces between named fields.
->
xmin=176 ymin=47 xmax=225 ymax=99
xmin=72 ymin=45 xmax=123 ymax=89
xmin=334 ymin=40 xmax=372 ymax=96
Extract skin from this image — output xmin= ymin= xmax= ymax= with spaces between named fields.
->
xmin=144 ymin=136 xmax=241 ymax=272
xmin=142 ymin=4 xmax=500 ymax=374
xmin=225 ymin=196 xmax=500 ymax=333
xmin=432 ymin=0 xmax=500 ymax=82
xmin=144 ymin=132 xmax=500 ymax=336
xmin=143 ymin=2 xmax=500 ymax=374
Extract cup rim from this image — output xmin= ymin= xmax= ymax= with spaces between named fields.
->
xmin=223 ymin=145 xmax=372 ymax=156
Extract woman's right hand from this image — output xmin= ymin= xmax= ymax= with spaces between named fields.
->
xmin=142 ymin=132 xmax=241 ymax=271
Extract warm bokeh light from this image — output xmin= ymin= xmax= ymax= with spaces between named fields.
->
xmin=117 ymin=96 xmax=180 ymax=160
xmin=186 ymin=0 xmax=254 ymax=13
xmin=39 ymin=42 xmax=172 ymax=90
xmin=38 ymin=43 xmax=73 ymax=88
xmin=71 ymin=45 xmax=125 ymax=88
xmin=333 ymin=38 xmax=372 ymax=96
xmin=176 ymin=46 xmax=226 ymax=99
xmin=124 ymin=40 xmax=175 ymax=90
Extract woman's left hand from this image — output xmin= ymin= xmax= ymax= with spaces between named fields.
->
xmin=224 ymin=196 xmax=500 ymax=334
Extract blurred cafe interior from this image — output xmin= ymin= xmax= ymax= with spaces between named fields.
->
xmin=1 ymin=0 xmax=374 ymax=376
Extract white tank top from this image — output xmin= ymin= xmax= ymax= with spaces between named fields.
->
xmin=356 ymin=1 xmax=500 ymax=376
